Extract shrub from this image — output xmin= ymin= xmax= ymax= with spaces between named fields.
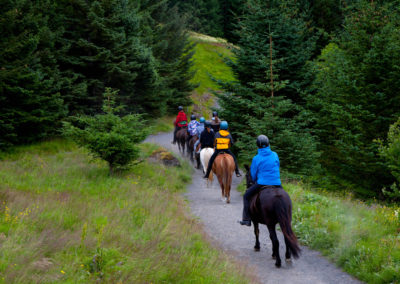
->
xmin=377 ymin=117 xmax=400 ymax=200
xmin=63 ymin=88 xmax=147 ymax=174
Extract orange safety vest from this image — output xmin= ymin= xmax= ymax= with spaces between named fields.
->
xmin=215 ymin=130 xmax=231 ymax=150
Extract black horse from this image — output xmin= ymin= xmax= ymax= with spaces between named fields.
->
xmin=244 ymin=165 xmax=301 ymax=267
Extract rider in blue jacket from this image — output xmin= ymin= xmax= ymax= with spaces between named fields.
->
xmin=239 ymin=135 xmax=282 ymax=226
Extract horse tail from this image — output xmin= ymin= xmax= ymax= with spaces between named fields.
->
xmin=274 ymin=196 xmax=301 ymax=259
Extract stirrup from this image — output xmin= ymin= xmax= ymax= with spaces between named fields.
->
xmin=238 ymin=220 xmax=251 ymax=226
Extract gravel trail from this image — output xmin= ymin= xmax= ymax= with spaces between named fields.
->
xmin=145 ymin=132 xmax=362 ymax=284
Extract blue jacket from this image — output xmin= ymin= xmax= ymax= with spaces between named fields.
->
xmin=250 ymin=147 xmax=281 ymax=186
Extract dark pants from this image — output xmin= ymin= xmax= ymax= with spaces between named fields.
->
xmin=242 ymin=183 xmax=262 ymax=221
xmin=204 ymin=149 xmax=240 ymax=177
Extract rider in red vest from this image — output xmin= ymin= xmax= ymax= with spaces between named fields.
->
xmin=172 ymin=106 xmax=188 ymax=144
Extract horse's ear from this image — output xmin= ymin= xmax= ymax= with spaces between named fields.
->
xmin=244 ymin=164 xmax=250 ymax=171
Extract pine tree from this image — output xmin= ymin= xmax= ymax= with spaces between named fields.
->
xmin=0 ymin=0 xmax=66 ymax=148
xmin=307 ymin=2 xmax=400 ymax=197
xmin=136 ymin=0 xmax=196 ymax=114
xmin=217 ymin=0 xmax=319 ymax=174
xmin=54 ymin=0 xmax=161 ymax=115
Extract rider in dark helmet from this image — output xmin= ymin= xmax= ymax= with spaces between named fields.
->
xmin=172 ymin=106 xmax=188 ymax=144
xmin=199 ymin=121 xmax=215 ymax=150
xmin=239 ymin=135 xmax=282 ymax=226
xmin=203 ymin=121 xmax=241 ymax=179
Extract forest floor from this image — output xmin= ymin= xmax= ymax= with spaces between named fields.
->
xmin=145 ymin=132 xmax=363 ymax=284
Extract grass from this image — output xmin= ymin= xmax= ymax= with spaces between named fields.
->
xmin=237 ymin=178 xmax=400 ymax=283
xmin=189 ymin=32 xmax=236 ymax=118
xmin=0 ymin=140 xmax=252 ymax=283
xmin=149 ymin=115 xmax=175 ymax=134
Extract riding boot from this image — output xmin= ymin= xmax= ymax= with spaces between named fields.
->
xmin=239 ymin=198 xmax=251 ymax=226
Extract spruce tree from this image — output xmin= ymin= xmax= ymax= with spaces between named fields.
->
xmin=0 ymin=0 xmax=66 ymax=148
xmin=54 ymin=0 xmax=160 ymax=115
xmin=307 ymin=2 xmax=400 ymax=197
xmin=217 ymin=0 xmax=319 ymax=174
xmin=136 ymin=0 xmax=196 ymax=114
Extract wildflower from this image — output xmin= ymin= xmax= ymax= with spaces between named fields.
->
xmin=61 ymin=270 xmax=65 ymax=274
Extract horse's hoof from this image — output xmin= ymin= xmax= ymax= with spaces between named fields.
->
xmin=226 ymin=199 xmax=230 ymax=204
xmin=254 ymin=247 xmax=260 ymax=252
xmin=275 ymin=262 xmax=281 ymax=268
xmin=285 ymin=258 xmax=292 ymax=263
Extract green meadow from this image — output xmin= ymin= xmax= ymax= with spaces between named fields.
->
xmin=0 ymin=140 xmax=251 ymax=283
xmin=189 ymin=32 xmax=235 ymax=117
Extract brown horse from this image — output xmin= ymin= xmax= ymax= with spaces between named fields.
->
xmin=212 ymin=153 xmax=235 ymax=203
xmin=175 ymin=127 xmax=188 ymax=154
xmin=187 ymin=135 xmax=198 ymax=162
xmin=244 ymin=165 xmax=300 ymax=268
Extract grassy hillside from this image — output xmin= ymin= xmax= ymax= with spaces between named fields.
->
xmin=0 ymin=140 xmax=251 ymax=283
xmin=189 ymin=32 xmax=235 ymax=118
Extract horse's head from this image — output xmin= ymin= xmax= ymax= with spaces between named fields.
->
xmin=244 ymin=164 xmax=254 ymax=189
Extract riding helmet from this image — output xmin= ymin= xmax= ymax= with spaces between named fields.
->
xmin=220 ymin=121 xmax=228 ymax=130
xmin=256 ymin=135 xmax=269 ymax=148
xmin=199 ymin=117 xmax=205 ymax=123
xmin=190 ymin=114 xmax=196 ymax=120
xmin=204 ymin=121 xmax=211 ymax=128
xmin=178 ymin=106 xmax=183 ymax=111
xmin=212 ymin=111 xmax=218 ymax=117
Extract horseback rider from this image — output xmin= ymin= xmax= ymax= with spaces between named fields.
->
xmin=187 ymin=114 xmax=200 ymax=142
xmin=203 ymin=121 xmax=241 ymax=179
xmin=239 ymin=135 xmax=282 ymax=226
xmin=199 ymin=121 xmax=215 ymax=150
xmin=193 ymin=117 xmax=205 ymax=152
xmin=210 ymin=111 xmax=220 ymax=133
xmin=172 ymin=106 xmax=188 ymax=144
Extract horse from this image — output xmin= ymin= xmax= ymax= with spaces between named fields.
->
xmin=175 ymin=127 xmax=188 ymax=154
xmin=244 ymin=164 xmax=301 ymax=268
xmin=187 ymin=135 xmax=198 ymax=162
xmin=200 ymin=147 xmax=214 ymax=186
xmin=212 ymin=153 xmax=235 ymax=203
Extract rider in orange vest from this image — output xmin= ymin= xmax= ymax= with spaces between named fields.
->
xmin=203 ymin=121 xmax=241 ymax=179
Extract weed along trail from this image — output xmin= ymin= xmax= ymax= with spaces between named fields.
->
xmin=145 ymin=132 xmax=362 ymax=284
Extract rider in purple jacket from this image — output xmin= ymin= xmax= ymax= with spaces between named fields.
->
xmin=239 ymin=135 xmax=282 ymax=226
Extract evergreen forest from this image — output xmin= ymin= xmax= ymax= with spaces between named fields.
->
xmin=1 ymin=0 xmax=400 ymax=201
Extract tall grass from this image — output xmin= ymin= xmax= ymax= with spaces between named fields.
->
xmin=0 ymin=140 xmax=252 ymax=283
xmin=189 ymin=32 xmax=235 ymax=117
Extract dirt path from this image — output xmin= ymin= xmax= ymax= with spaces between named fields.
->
xmin=145 ymin=132 xmax=362 ymax=284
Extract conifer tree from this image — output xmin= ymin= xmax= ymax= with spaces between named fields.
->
xmin=0 ymin=0 xmax=66 ymax=148
xmin=54 ymin=0 xmax=160 ymax=115
xmin=136 ymin=0 xmax=196 ymax=113
xmin=307 ymin=2 xmax=400 ymax=196
xmin=218 ymin=0 xmax=319 ymax=174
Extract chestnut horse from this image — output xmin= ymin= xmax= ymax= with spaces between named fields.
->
xmin=212 ymin=153 xmax=235 ymax=203
xmin=175 ymin=127 xmax=188 ymax=154
xmin=244 ymin=165 xmax=300 ymax=267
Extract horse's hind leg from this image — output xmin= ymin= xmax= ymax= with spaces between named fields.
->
xmin=254 ymin=222 xmax=260 ymax=251
xmin=267 ymin=224 xmax=281 ymax=268
xmin=284 ymin=236 xmax=292 ymax=262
